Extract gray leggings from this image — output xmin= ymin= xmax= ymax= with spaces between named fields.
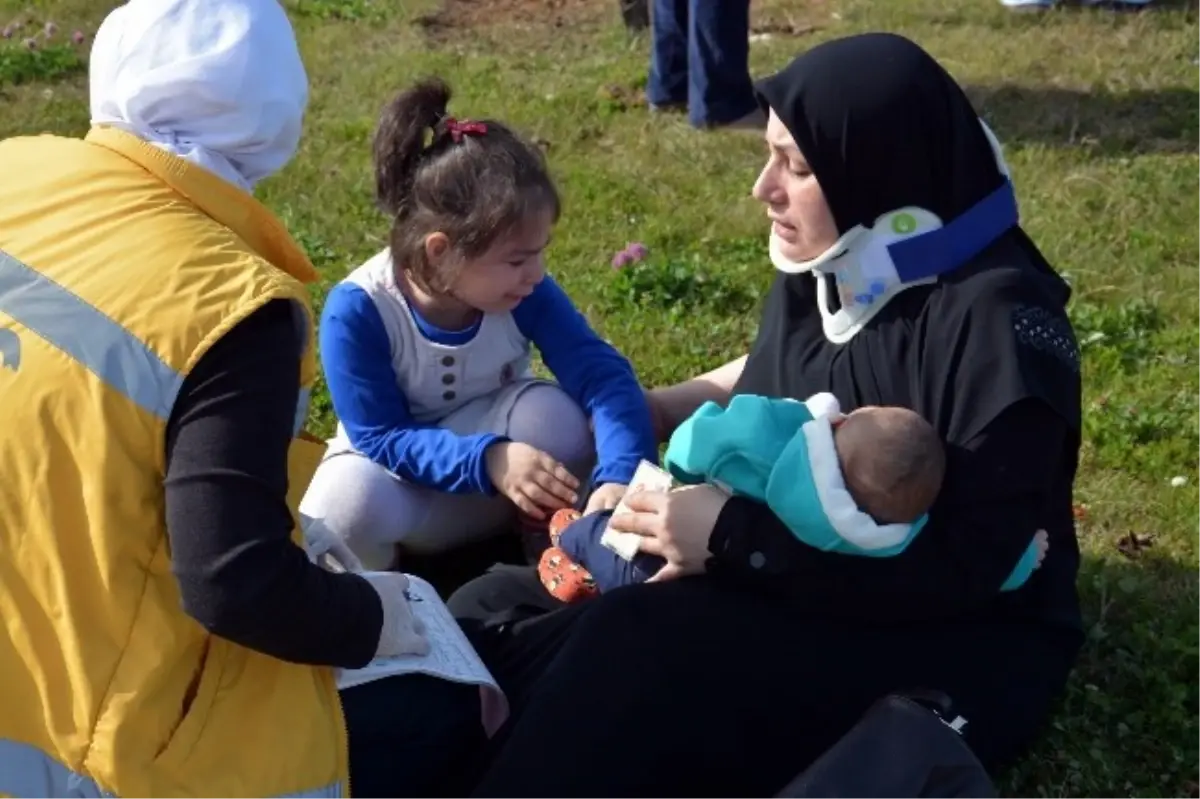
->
xmin=300 ymin=381 xmax=595 ymax=570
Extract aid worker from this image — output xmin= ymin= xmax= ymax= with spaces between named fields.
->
xmin=0 ymin=1 xmax=477 ymax=796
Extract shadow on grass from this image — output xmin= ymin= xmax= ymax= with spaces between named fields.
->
xmin=1139 ymin=0 xmax=1198 ymax=10
xmin=968 ymin=84 xmax=1199 ymax=156
xmin=1006 ymin=550 xmax=1199 ymax=797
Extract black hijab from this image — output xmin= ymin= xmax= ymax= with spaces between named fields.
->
xmin=735 ymin=32 xmax=1081 ymax=446
xmin=756 ymin=32 xmax=1005 ymax=233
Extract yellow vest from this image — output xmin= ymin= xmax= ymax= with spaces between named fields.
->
xmin=0 ymin=127 xmax=349 ymax=797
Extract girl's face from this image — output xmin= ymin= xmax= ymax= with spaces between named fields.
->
xmin=428 ymin=212 xmax=553 ymax=315
xmin=751 ymin=109 xmax=840 ymax=263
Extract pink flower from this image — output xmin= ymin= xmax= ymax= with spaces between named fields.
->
xmin=43 ymin=21 xmax=57 ymax=37
xmin=611 ymin=250 xmax=633 ymax=270
xmin=71 ymin=30 xmax=85 ymax=45
xmin=23 ymin=37 xmax=37 ymax=49
xmin=1 ymin=25 xmax=13 ymax=39
xmin=625 ymin=242 xmax=648 ymax=262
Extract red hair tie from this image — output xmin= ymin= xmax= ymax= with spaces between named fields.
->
xmin=444 ymin=117 xmax=487 ymax=143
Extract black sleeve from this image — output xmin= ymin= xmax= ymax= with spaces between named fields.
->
xmin=706 ymin=398 xmax=1066 ymax=621
xmin=164 ymin=299 xmax=383 ymax=668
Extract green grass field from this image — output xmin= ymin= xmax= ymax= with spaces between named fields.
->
xmin=2 ymin=0 xmax=1197 ymax=794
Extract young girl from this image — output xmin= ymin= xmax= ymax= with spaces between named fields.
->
xmin=299 ymin=78 xmax=657 ymax=571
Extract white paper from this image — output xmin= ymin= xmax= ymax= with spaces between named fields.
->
xmin=336 ymin=573 xmax=509 ymax=737
xmin=600 ymin=459 xmax=676 ymax=561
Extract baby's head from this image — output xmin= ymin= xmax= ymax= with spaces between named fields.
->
xmin=832 ymin=406 xmax=944 ymax=525
xmin=373 ymin=77 xmax=560 ymax=313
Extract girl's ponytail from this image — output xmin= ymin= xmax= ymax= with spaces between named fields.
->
xmin=375 ymin=75 xmax=560 ymax=295
xmin=372 ymin=77 xmax=451 ymax=217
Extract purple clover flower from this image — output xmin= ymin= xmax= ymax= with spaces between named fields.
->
xmin=625 ymin=242 xmax=648 ymax=262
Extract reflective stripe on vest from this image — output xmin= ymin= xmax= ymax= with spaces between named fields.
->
xmin=0 ymin=249 xmax=184 ymax=419
xmin=0 ymin=738 xmax=342 ymax=798
xmin=0 ymin=249 xmax=309 ymax=428
xmin=0 ymin=251 xmax=329 ymax=796
xmin=294 ymin=384 xmax=311 ymax=436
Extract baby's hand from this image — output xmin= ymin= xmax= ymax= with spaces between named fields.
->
xmin=1033 ymin=529 xmax=1049 ymax=567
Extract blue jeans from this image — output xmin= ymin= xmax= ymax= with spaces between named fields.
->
xmin=647 ymin=0 xmax=757 ymax=127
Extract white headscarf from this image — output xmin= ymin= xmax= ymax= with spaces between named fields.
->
xmin=89 ymin=0 xmax=308 ymax=193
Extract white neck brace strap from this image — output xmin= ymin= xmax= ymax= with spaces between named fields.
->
xmin=770 ymin=119 xmax=1018 ymax=344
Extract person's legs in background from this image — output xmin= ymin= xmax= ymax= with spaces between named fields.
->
xmin=341 ymin=674 xmax=487 ymax=797
xmin=647 ymin=0 xmax=690 ymax=112
xmin=687 ymin=0 xmax=759 ymax=128
xmin=648 ymin=0 xmax=760 ymax=128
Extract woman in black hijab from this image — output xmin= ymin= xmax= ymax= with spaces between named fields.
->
xmin=457 ymin=32 xmax=1084 ymax=796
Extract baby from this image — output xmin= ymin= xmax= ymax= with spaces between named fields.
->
xmin=538 ymin=393 xmax=1048 ymax=602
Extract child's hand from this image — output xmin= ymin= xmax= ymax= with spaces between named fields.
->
xmin=583 ymin=482 xmax=627 ymax=516
xmin=485 ymin=441 xmax=580 ymax=520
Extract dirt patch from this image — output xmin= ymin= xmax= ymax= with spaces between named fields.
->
xmin=413 ymin=0 xmax=612 ymax=42
xmin=750 ymin=0 xmax=830 ymax=38
xmin=414 ymin=0 xmax=828 ymax=44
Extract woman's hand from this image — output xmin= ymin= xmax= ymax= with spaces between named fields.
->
xmin=607 ymin=484 xmax=731 ymax=582
xmin=583 ymin=482 xmax=627 ymax=515
xmin=485 ymin=441 xmax=580 ymax=519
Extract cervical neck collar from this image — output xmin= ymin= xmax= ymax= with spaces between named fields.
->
xmin=769 ymin=120 xmax=1019 ymax=344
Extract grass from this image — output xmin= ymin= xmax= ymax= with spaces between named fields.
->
xmin=2 ymin=0 xmax=1197 ymax=794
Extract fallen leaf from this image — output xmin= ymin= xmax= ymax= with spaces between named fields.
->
xmin=1115 ymin=531 xmax=1155 ymax=559
xmin=596 ymin=83 xmax=646 ymax=111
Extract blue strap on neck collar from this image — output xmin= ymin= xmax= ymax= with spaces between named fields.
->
xmin=888 ymin=180 xmax=1019 ymax=283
